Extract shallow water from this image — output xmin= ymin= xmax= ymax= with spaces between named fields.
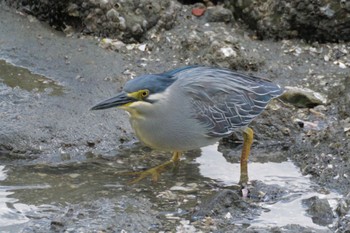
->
xmin=199 ymin=144 xmax=340 ymax=229
xmin=0 ymin=59 xmax=64 ymax=95
xmin=0 ymin=143 xmax=340 ymax=231
xmin=0 ymin=165 xmax=33 ymax=231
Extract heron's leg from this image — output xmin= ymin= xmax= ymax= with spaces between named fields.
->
xmin=171 ymin=151 xmax=181 ymax=164
xmin=239 ymin=127 xmax=254 ymax=185
xmin=125 ymin=151 xmax=182 ymax=184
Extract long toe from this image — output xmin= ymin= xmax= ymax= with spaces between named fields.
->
xmin=121 ymin=160 xmax=176 ymax=184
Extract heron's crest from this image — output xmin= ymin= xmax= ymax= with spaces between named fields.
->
xmin=123 ymin=66 xmax=200 ymax=95
xmin=124 ymin=74 xmax=175 ymax=94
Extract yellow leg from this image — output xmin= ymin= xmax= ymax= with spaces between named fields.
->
xmin=125 ymin=151 xmax=182 ymax=184
xmin=171 ymin=151 xmax=181 ymax=163
xmin=239 ymin=127 xmax=254 ymax=185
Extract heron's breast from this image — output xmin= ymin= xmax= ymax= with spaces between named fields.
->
xmin=129 ymin=112 xmax=219 ymax=151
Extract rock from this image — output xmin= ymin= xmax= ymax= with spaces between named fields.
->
xmin=193 ymin=190 xmax=257 ymax=219
xmin=224 ymin=0 xmax=350 ymax=42
xmin=131 ymin=23 xmax=143 ymax=35
xmin=206 ymin=6 xmax=233 ymax=23
xmin=219 ymin=47 xmax=237 ymax=58
xmin=302 ymin=196 xmax=334 ymax=226
xmin=106 ymin=8 xmax=119 ymax=22
xmin=280 ymin=86 xmax=327 ymax=108
xmin=99 ymin=38 xmax=126 ymax=51
xmin=192 ymin=7 xmax=206 ymax=17
xmin=50 ymin=218 xmax=65 ymax=231
xmin=336 ymin=192 xmax=350 ymax=217
xmin=170 ymin=183 xmax=198 ymax=193
xmin=67 ymin=3 xmax=80 ymax=17
xmin=5 ymin=0 xmax=180 ymax=43
xmin=248 ymin=180 xmax=287 ymax=202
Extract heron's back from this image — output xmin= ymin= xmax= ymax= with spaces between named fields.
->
xmin=172 ymin=66 xmax=284 ymax=137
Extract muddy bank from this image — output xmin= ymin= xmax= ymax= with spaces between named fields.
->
xmin=0 ymin=4 xmax=134 ymax=160
xmin=1 ymin=1 xmax=350 ymax=232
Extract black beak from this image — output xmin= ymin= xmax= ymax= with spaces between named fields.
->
xmin=91 ymin=92 xmax=135 ymax=110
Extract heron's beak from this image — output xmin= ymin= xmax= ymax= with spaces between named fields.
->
xmin=91 ymin=92 xmax=136 ymax=110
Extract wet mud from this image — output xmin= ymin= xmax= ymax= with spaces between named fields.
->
xmin=1 ymin=2 xmax=350 ymax=232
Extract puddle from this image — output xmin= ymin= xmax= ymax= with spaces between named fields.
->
xmin=0 ymin=59 xmax=64 ymax=95
xmin=0 ymin=165 xmax=37 ymax=231
xmin=0 ymin=144 xmax=341 ymax=231
xmin=198 ymin=143 xmax=340 ymax=229
xmin=0 ymin=162 xmax=130 ymax=231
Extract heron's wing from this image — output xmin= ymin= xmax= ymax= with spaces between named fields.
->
xmin=176 ymin=67 xmax=283 ymax=137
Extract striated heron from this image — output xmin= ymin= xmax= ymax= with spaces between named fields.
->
xmin=91 ymin=66 xmax=283 ymax=185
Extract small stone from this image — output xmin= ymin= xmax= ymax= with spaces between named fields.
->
xmin=220 ymin=47 xmax=237 ymax=57
xmin=302 ymin=196 xmax=334 ymax=226
xmin=106 ymin=8 xmax=119 ymax=22
xmin=293 ymin=118 xmax=321 ymax=130
xmin=192 ymin=8 xmax=206 ymax=17
xmin=170 ymin=185 xmax=195 ymax=192
xmin=320 ymin=4 xmax=335 ymax=18
xmin=224 ymin=212 xmax=232 ymax=219
xmin=27 ymin=15 xmax=38 ymax=23
xmin=50 ymin=218 xmax=64 ymax=231
xmin=68 ymin=173 xmax=80 ymax=179
xmin=99 ymin=0 xmax=110 ymax=9
xmin=324 ymin=55 xmax=330 ymax=61
xmin=110 ymin=40 xmax=125 ymax=51
xmin=126 ymin=44 xmax=136 ymax=50
xmin=176 ymin=220 xmax=197 ymax=232
xmin=131 ymin=24 xmax=143 ymax=35
xmin=138 ymin=44 xmax=147 ymax=51
xmin=99 ymin=38 xmax=112 ymax=49
xmin=280 ymin=86 xmax=327 ymax=108
xmin=157 ymin=190 xmax=177 ymax=200
xmin=67 ymin=3 xmax=79 ymax=17
xmin=99 ymin=38 xmax=125 ymax=51
xmin=206 ymin=6 xmax=233 ymax=22
xmin=118 ymin=17 xmax=126 ymax=31
xmin=338 ymin=62 xmax=347 ymax=69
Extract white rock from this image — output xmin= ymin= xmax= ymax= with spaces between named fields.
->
xmin=220 ymin=47 xmax=236 ymax=57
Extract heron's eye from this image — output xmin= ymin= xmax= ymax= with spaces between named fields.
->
xmin=140 ymin=90 xmax=149 ymax=98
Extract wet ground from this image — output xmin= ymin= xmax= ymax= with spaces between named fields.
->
xmin=1 ymin=2 xmax=350 ymax=232
xmin=0 ymin=143 xmax=340 ymax=232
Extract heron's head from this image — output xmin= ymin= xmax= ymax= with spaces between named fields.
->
xmin=91 ymin=74 xmax=176 ymax=114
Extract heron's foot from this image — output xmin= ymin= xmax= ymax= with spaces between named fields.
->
xmin=240 ymin=181 xmax=250 ymax=199
xmin=123 ymin=159 xmax=179 ymax=184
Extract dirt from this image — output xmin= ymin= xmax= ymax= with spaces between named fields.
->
xmin=0 ymin=1 xmax=350 ymax=232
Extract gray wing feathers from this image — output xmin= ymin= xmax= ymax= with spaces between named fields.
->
xmin=176 ymin=67 xmax=283 ymax=137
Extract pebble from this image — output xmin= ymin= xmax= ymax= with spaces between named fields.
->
xmin=131 ymin=23 xmax=143 ymax=35
xmin=68 ymin=173 xmax=80 ymax=179
xmin=206 ymin=6 xmax=233 ymax=22
xmin=176 ymin=220 xmax=197 ymax=233
xmin=192 ymin=8 xmax=206 ymax=17
xmin=220 ymin=47 xmax=236 ymax=57
xmin=157 ymin=190 xmax=178 ymax=200
xmin=138 ymin=44 xmax=147 ymax=51
xmin=106 ymin=8 xmax=119 ymax=22
xmin=99 ymin=38 xmax=125 ymax=51
xmin=169 ymin=182 xmax=198 ymax=192
xmin=302 ymin=196 xmax=334 ymax=226
xmin=224 ymin=212 xmax=232 ymax=219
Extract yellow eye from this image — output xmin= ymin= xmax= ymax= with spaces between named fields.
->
xmin=140 ymin=90 xmax=149 ymax=98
